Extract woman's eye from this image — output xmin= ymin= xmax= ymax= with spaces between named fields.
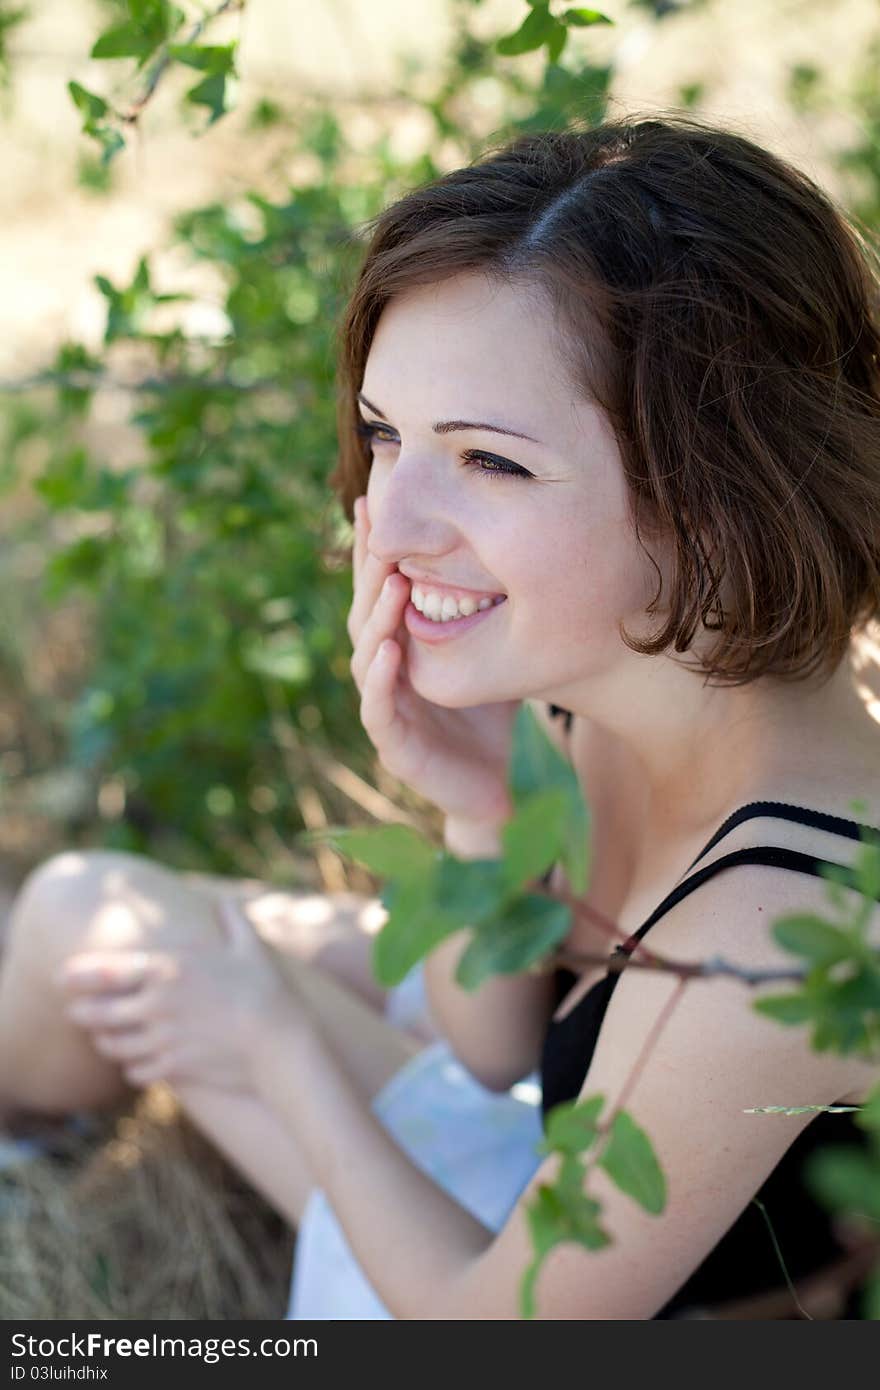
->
xmin=356 ymin=421 xmax=398 ymax=446
xmin=462 ymin=451 xmax=531 ymax=481
xmin=355 ymin=421 xmax=531 ymax=481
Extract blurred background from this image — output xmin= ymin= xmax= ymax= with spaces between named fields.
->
xmin=2 ymin=0 xmax=880 ymax=1318
xmin=3 ymin=0 xmax=880 ymax=908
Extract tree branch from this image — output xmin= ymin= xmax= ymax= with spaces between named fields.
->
xmin=121 ymin=0 xmax=246 ymax=125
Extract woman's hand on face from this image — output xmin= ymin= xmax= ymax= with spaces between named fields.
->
xmin=347 ymin=494 xmax=520 ymax=827
xmin=55 ymin=900 xmax=297 ymax=1093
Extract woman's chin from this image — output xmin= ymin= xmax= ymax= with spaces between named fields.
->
xmin=406 ymin=660 xmax=493 ymax=709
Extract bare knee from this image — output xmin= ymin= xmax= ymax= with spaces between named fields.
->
xmin=0 ymin=850 xmax=221 ymax=1116
xmin=9 ymin=849 xmax=221 ymax=967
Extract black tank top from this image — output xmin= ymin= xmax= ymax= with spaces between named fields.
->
xmin=540 ymin=704 xmax=879 ymax=1319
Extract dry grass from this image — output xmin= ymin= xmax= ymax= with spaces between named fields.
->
xmin=0 ymin=1086 xmax=294 ymax=1321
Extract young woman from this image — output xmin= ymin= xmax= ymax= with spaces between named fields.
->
xmin=3 ymin=113 xmax=880 ymax=1319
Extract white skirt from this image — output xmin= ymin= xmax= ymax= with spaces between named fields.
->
xmin=286 ymin=965 xmax=544 ymax=1320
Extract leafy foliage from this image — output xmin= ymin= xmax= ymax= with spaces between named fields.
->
xmin=309 ymin=707 xmax=586 ymax=988
xmin=753 ymin=818 xmax=880 ymax=1059
xmin=69 ymin=1 xmax=244 ymax=161
xmin=521 ymin=1093 xmax=666 ymax=1317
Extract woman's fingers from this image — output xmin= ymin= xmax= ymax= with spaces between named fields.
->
xmin=66 ymin=990 xmax=155 ymax=1031
xmin=58 ymin=950 xmax=175 ymax=995
xmin=91 ymin=1025 xmax=164 ymax=1063
xmin=359 ymin=634 xmax=406 ymax=758
xmin=347 ymin=496 xmax=397 ymax=648
xmin=349 ymin=570 xmax=409 ymax=694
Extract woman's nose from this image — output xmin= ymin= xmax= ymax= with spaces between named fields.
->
xmin=366 ymin=472 xmax=455 ymax=566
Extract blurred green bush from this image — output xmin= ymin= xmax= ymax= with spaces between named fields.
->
xmin=0 ymin=1 xmax=617 ymax=877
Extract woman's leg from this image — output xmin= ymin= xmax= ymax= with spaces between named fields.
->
xmin=0 ymin=850 xmax=427 ymax=1223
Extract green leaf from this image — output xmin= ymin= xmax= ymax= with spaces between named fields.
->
xmin=168 ymin=40 xmax=239 ymax=124
xmin=501 ymin=787 xmax=569 ymax=892
xmin=371 ymin=873 xmax=459 ymax=987
xmin=545 ymin=20 xmax=567 ymax=63
xmin=434 ymin=852 xmax=508 ymax=926
xmin=752 ymin=991 xmax=815 ymax=1026
xmin=496 ymin=5 xmax=557 ymax=56
xmin=854 ymin=1081 xmax=880 ymax=1138
xmin=507 ymin=704 xmax=591 ymax=895
xmin=854 ymin=841 xmax=880 ymax=907
xmin=598 ymin=1109 xmax=667 ymax=1214
xmin=771 ymin=914 xmax=856 ymax=969
xmin=320 ymin=823 xmax=437 ymax=881
xmin=803 ymin=1147 xmax=880 ymax=1223
xmin=35 ymin=448 xmax=91 ymax=509
xmin=186 ymin=70 xmax=238 ymax=126
xmin=68 ymin=81 xmax=108 ymax=121
xmin=526 ymin=1185 xmax=573 ymax=1258
xmin=455 ymin=893 xmax=571 ymax=989
xmin=818 ymin=859 xmax=859 ymax=912
xmin=91 ymin=23 xmax=156 ymax=61
xmin=526 ymin=1180 xmax=609 ymax=1255
xmin=520 ymin=1173 xmax=612 ymax=1316
xmin=169 ymin=43 xmax=236 ymax=74
xmin=830 ymin=965 xmax=880 ymax=1018
xmin=540 ymin=1094 xmax=605 ymax=1157
xmin=93 ymin=127 xmax=126 ymax=165
xmin=133 ymin=255 xmax=150 ymax=293
xmin=91 ymin=3 xmax=184 ymax=65
xmin=562 ymin=7 xmax=613 ymax=25
xmin=508 ymin=703 xmax=569 ymax=802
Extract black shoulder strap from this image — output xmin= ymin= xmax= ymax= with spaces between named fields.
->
xmin=683 ymin=800 xmax=880 ymax=874
xmin=618 ymin=800 xmax=880 ymax=955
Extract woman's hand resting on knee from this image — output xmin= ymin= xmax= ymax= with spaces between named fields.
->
xmin=55 ymin=900 xmax=297 ymax=1092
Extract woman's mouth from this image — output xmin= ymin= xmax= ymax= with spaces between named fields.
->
xmin=403 ymin=593 xmax=507 ymax=644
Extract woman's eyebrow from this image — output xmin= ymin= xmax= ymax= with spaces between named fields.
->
xmin=356 ymin=392 xmax=542 ymax=444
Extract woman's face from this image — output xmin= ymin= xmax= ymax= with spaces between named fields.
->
xmin=360 ymin=270 xmax=667 ymax=711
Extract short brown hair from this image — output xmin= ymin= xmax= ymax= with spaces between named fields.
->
xmin=331 ymin=113 xmax=880 ymax=687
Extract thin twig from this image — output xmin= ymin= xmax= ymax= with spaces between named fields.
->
xmin=544 ymin=878 xmax=824 ymax=988
xmin=121 ymin=0 xmax=246 ymax=125
xmin=601 ymin=975 xmax=690 ymax=1130
xmin=550 ymin=942 xmax=810 ymax=989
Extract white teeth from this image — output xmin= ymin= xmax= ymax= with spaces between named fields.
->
xmin=411 ymin=583 xmax=502 ymax=623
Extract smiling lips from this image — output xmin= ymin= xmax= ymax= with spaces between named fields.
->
xmin=398 ymin=569 xmax=505 ymax=602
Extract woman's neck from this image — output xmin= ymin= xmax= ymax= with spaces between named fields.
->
xmin=586 ymin=648 xmax=869 ymax=854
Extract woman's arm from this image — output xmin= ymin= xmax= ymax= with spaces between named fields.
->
xmin=252 ymin=863 xmax=864 ymax=1320
xmin=422 ymin=813 xmax=556 ymax=1092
